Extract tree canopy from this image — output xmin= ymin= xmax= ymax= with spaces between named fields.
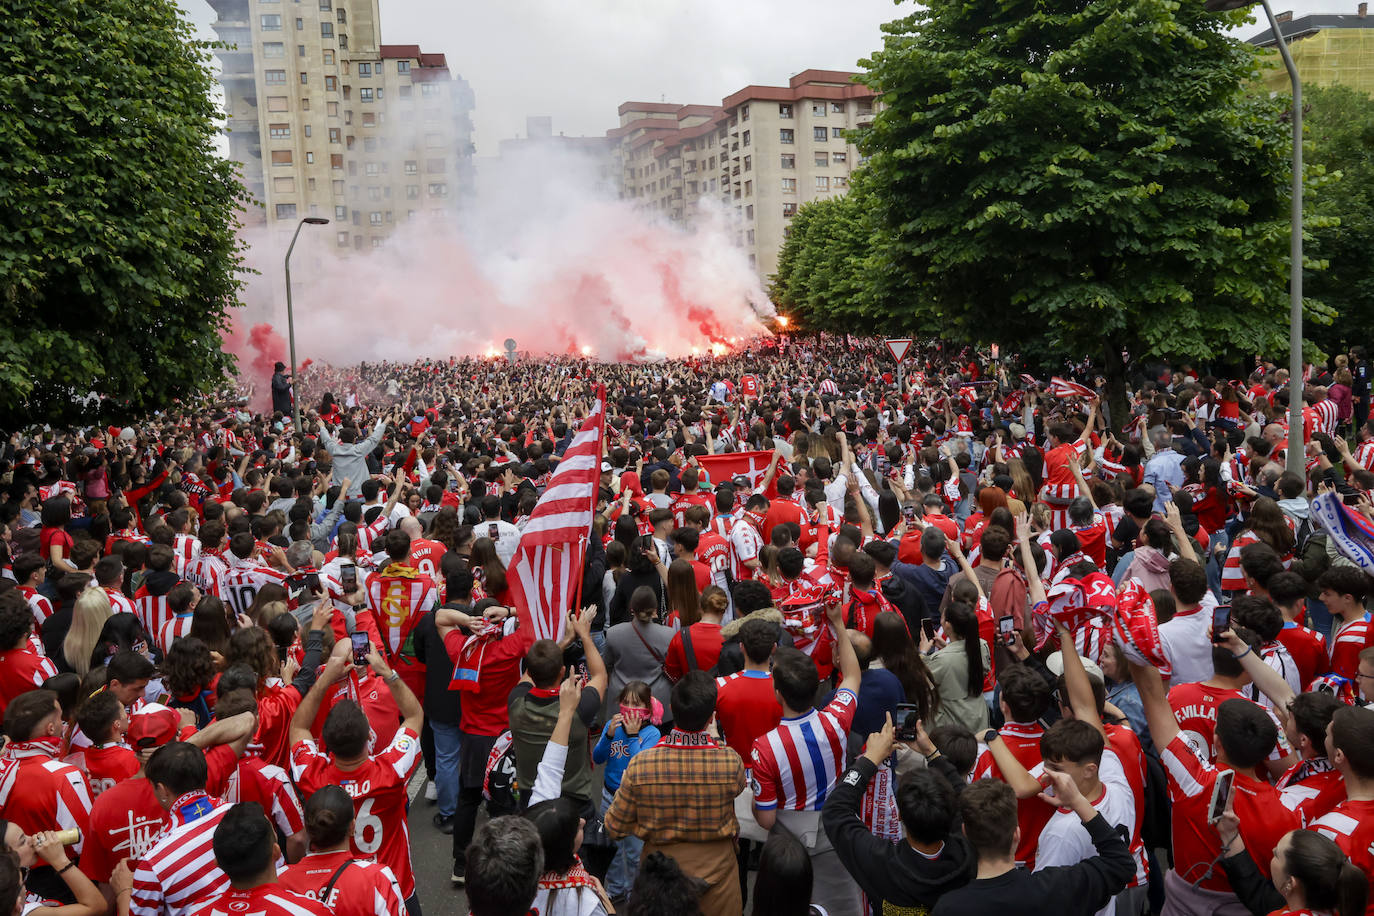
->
xmin=0 ymin=0 xmax=249 ymax=427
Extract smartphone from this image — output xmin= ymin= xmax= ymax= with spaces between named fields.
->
xmin=488 ymin=522 xmax=499 ymax=540
xmin=1208 ymin=769 xmax=1235 ymax=823
xmin=1345 ymin=492 xmax=1364 ymax=506
xmin=339 ymin=563 xmax=357 ymax=592
xmin=304 ymin=572 xmax=320 ymax=593
xmin=895 ymin=703 xmax=920 ymax=741
xmin=1212 ymin=604 xmax=1232 ymax=644
xmin=350 ymin=631 xmax=370 ymax=667
xmin=997 ymin=615 xmax=1017 ymax=646
xmin=154 ymin=691 xmax=172 ymax=707
xmin=921 ymin=619 xmax=937 ymax=642
xmin=902 ymin=504 xmax=918 ymax=522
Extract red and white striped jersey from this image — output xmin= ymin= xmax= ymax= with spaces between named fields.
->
xmin=819 ymin=379 xmax=839 ymax=397
xmin=104 ymin=586 xmax=137 ymax=617
xmin=222 ymin=756 xmax=306 ymax=839
xmin=1276 ymin=757 xmax=1345 ymax=826
xmin=728 ymin=516 xmax=763 ymax=580
xmin=365 ymin=569 xmax=437 ymax=662
xmin=750 ymin=688 xmax=856 ymax=812
xmin=157 ymin=614 xmax=195 ymax=653
xmin=172 ymin=534 xmax=201 ymax=578
xmin=17 ymin=586 xmax=54 ymax=626
xmin=290 ymin=728 xmax=422 ymax=899
xmin=1220 ymin=531 xmax=1261 ymax=592
xmin=354 ymin=515 xmax=391 ymax=557
xmin=278 ymin=850 xmax=405 ymax=916
xmin=1312 ymin=398 xmax=1340 ymax=437
xmin=1329 ymin=616 xmax=1373 ymax=681
xmin=185 ymin=551 xmax=229 ymax=595
xmin=217 ymin=558 xmax=289 ymax=620
xmin=134 ymin=594 xmax=171 ymax=642
xmin=191 ymin=886 xmax=330 ymax=916
xmin=0 ymin=742 xmax=92 ymax=855
xmin=1354 ymin=440 xmax=1374 ymax=472
xmin=0 ymin=649 xmax=58 ymax=712
xmin=128 ymin=792 xmax=230 ymax=916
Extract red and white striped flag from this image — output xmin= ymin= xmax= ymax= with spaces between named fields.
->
xmin=1019 ymin=373 xmax=1038 ymax=387
xmin=508 ymin=386 xmax=607 ymax=642
xmin=1050 ymin=376 xmax=1097 ymax=400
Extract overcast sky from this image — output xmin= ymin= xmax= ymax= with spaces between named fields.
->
xmin=180 ymin=0 xmax=1355 ymax=156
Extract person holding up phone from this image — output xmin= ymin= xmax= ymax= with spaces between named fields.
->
xmin=1128 ymin=643 xmax=1299 ymax=913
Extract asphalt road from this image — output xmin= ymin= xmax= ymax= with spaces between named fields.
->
xmin=405 ymin=773 xmax=471 ymax=914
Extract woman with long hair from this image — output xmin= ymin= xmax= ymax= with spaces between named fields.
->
xmin=1006 ymin=459 xmax=1036 ymax=507
xmin=429 ymin=506 xmax=461 ymax=552
xmin=751 ymin=831 xmax=825 ymax=916
xmin=1182 ymin=456 xmax=1229 ymax=536
xmin=525 ymin=796 xmax=613 ymax=916
xmin=0 ymin=820 xmax=108 ymax=916
xmin=1222 ymin=496 xmax=1297 ymax=593
xmin=61 ymin=588 xmax=112 ymax=676
xmin=1217 ymin=822 xmax=1367 ymax=916
xmin=246 ymin=583 xmax=290 ymax=627
xmin=926 ymin=601 xmax=990 ymax=732
xmin=663 ymin=559 xmax=699 ymax=630
xmin=87 ymin=613 xmax=157 ymax=672
xmin=163 ymin=637 xmax=217 ymax=727
xmin=188 ymin=594 xmax=232 ymax=657
xmin=871 ymin=611 xmax=938 ymax=725
xmin=40 ymin=496 xmax=78 ymax=575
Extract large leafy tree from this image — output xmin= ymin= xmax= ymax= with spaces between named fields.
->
xmin=0 ymin=0 xmax=250 ymax=427
xmin=771 ymin=194 xmax=871 ymax=331
xmin=1305 ymin=84 xmax=1374 ymax=358
xmin=850 ymin=0 xmax=1315 ymax=417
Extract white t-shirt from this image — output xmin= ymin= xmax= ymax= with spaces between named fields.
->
xmin=1158 ymin=593 xmax=1218 ymax=686
xmin=1032 ymin=749 xmax=1136 ymax=916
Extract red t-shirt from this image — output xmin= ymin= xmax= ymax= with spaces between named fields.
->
xmin=761 ymin=500 xmax=803 ymax=545
xmin=254 ymin=682 xmax=304 ymax=770
xmin=195 ymin=886 xmax=331 ymax=916
xmin=1072 ymin=518 xmax=1109 ymax=570
xmin=1168 ymin=682 xmax=1293 ymax=766
xmin=1312 ymin=799 xmax=1374 ymax=916
xmin=407 ymin=539 xmax=448 ymax=584
xmin=972 ymin=721 xmax=1051 ymax=868
xmin=671 ymin=492 xmax=714 ymax=528
xmin=1044 ymin=441 xmax=1088 ymax=488
xmin=290 ymin=727 xmax=422 ymax=899
xmin=443 ymin=627 xmax=532 ymax=736
xmin=1329 ymin=617 xmax=1372 ymax=681
xmin=1276 ymin=623 xmax=1329 ymax=689
xmin=665 ymin=623 xmax=724 ymax=681
xmin=40 ymin=526 xmax=74 ymax=561
xmin=278 ymin=849 xmax=406 ymax=916
xmin=714 ymin=670 xmax=782 ymax=764
xmin=1160 ymin=734 xmax=1298 ymax=893
xmin=84 ymin=744 xmax=140 ymax=798
xmin=0 ymin=648 xmax=58 ymax=714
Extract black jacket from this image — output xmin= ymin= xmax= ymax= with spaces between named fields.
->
xmin=411 ymin=603 xmax=462 ymax=726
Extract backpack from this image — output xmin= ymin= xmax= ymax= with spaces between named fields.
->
xmin=482 ymin=731 xmax=521 ymax=815
xmin=1293 ymin=514 xmax=1314 ymax=554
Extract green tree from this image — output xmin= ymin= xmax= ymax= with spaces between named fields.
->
xmin=851 ymin=0 xmax=1323 ymax=418
xmin=771 ymin=194 xmax=871 ymax=331
xmin=0 ymin=0 xmax=250 ymax=426
xmin=1305 ymin=84 xmax=1374 ymax=358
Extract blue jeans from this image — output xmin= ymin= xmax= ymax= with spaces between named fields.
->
xmin=431 ymin=720 xmax=462 ymax=819
xmin=602 ymin=785 xmax=641 ymax=898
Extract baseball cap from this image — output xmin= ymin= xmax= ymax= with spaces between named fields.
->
xmin=127 ymin=703 xmax=182 ymax=749
xmin=1044 ymin=651 xmax=1105 ymax=685
xmin=1009 ymin=423 xmax=1027 ymax=440
xmin=600 ymin=460 xmax=613 ymax=473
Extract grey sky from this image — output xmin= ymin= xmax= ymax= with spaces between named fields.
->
xmin=179 ymin=0 xmax=1352 ymax=157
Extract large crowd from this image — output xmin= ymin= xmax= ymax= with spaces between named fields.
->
xmin=0 ymin=334 xmax=1371 ymax=916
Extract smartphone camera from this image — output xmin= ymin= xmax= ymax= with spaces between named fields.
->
xmin=350 ymin=632 xmax=370 ymax=667
xmin=895 ymin=703 xmax=920 ymax=741
xmin=340 ymin=563 xmax=357 ymax=593
xmin=997 ymin=615 xmax=1017 ymax=646
xmin=1212 ymin=605 xmax=1232 ymax=644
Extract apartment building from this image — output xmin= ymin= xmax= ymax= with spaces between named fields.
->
xmin=208 ymin=0 xmax=475 ymax=249
xmin=609 ymin=70 xmax=878 ymax=279
xmin=1248 ymin=4 xmax=1374 ymax=95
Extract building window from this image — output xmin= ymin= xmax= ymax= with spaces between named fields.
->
xmin=336 ymin=231 xmax=349 ymax=246
xmin=273 ymin=177 xmax=295 ymax=192
xmin=747 ymin=229 xmax=755 ymax=244
xmin=271 ymin=149 xmax=293 ymax=166
xmin=397 ymin=60 xmax=411 ymax=73
xmin=320 ymin=22 xmax=333 ymax=37
xmin=744 ymin=180 xmax=752 ymax=196
xmin=370 ymin=211 xmax=383 ymax=225
xmin=327 ymin=101 xmax=339 ymax=117
xmin=424 ymin=133 xmax=443 ymax=148
xmin=406 ymin=185 xmax=419 ymax=199
xmin=328 ymin=128 xmax=340 ymax=143
xmin=812 ymin=102 xmax=826 ymax=117
xmin=783 ymin=203 xmax=797 ymax=217
xmin=301 ymin=97 xmax=309 ymax=110
xmin=330 ymin=153 xmax=343 ymax=169
xmin=303 ymin=125 xmax=311 ymax=137
xmin=267 ymin=96 xmax=288 ymax=112
xmin=298 ymin=44 xmax=306 ymax=56
xmin=426 ymin=157 xmax=445 ymax=173
xmin=780 ymin=153 xmax=795 ymax=170
xmin=363 ymin=137 xmax=377 ymax=152
xmin=813 ymin=126 xmax=827 ymax=142
xmin=324 ymin=75 xmax=337 ymax=91
xmin=743 ymin=155 xmax=751 ymax=172
xmin=358 ymin=62 xmax=371 ymax=77
xmin=334 ymin=205 xmax=347 ymax=219
xmin=333 ymin=180 xmax=344 ymax=194
xmin=275 ymin=203 xmax=297 ymax=219
xmin=814 ymin=153 xmax=827 ymax=167
xmin=300 ymin=71 xmax=309 ymax=84
xmin=833 ymin=176 xmax=849 ymax=189
xmin=816 ymin=176 xmax=829 ymax=191
xmin=428 ymin=182 xmax=448 ymax=197
xmin=372 ymin=237 xmax=384 ymax=248
xmin=399 ymin=85 xmax=412 ymax=99
xmin=742 ymin=129 xmax=750 ymax=146
xmin=263 ymin=42 xmax=285 ymax=57
xmin=779 ymin=103 xmax=793 ymax=119
xmin=322 ymin=49 xmax=334 ymax=64
xmin=367 ymin=186 xmax=381 ymax=201
xmin=359 ymin=88 xmax=373 ymax=102
xmin=295 ymin=18 xmax=303 ymax=30
xmin=260 ymin=14 xmax=282 ymax=30
xmin=741 ymin=103 xmax=749 ymax=121
xmin=375 ymin=87 xmax=383 ymax=99
xmin=404 ymin=160 xmax=417 ymax=174
xmin=364 ymin=162 xmax=378 ymax=176
xmin=268 ymin=123 xmax=290 ymax=139
xmin=832 ymin=127 xmax=844 ymax=139
xmin=833 ymin=151 xmax=847 ymax=165
xmin=781 ymin=177 xmax=796 ymax=192
xmin=779 ymin=129 xmax=794 ymax=144
xmin=421 ymin=83 xmax=439 ymax=97
xmin=304 ymin=151 xmax=313 ymax=163
xmin=264 ymin=69 xmax=286 ymax=84
xmin=361 ymin=111 xmax=375 ymax=126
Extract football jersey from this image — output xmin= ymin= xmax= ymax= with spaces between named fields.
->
xmin=79 ymin=778 xmax=165 ymax=884
xmin=671 ymin=492 xmax=714 ymax=529
xmin=714 ymin=670 xmax=783 ymax=764
xmin=1159 ymin=734 xmax=1298 ymax=893
xmin=1311 ymin=799 xmax=1374 ymax=916
xmin=290 ymin=727 xmax=422 ymax=899
xmin=1276 ymin=757 xmax=1345 ymax=826
xmin=0 ymin=648 xmax=58 ymax=713
xmin=223 ymin=756 xmax=306 ymax=839
xmin=278 ymin=850 xmax=406 ymax=916
xmin=172 ymin=534 xmax=201 ymax=579
xmin=406 ymin=539 xmax=447 ymax=584
xmin=365 ymin=570 xmax=437 ymax=663
xmin=0 ymin=742 xmax=92 ymax=855
xmin=728 ymin=517 xmax=763 ymax=580
xmin=1330 ymin=616 xmax=1373 ymax=681
xmin=751 ymin=688 xmax=856 ymax=812
xmin=217 ymin=558 xmax=289 ymax=619
xmin=103 ymin=586 xmax=138 ymax=618
xmin=1220 ymin=532 xmax=1261 ymax=593
xmin=83 ymin=743 xmax=140 ymax=798
xmin=972 ymin=721 xmax=1051 ymax=868
xmin=695 ymin=531 xmax=734 ymax=594
xmin=157 ymin=613 xmax=195 ymax=654
xmin=192 ymin=885 xmax=331 ymax=916
xmin=184 ymin=551 xmax=229 ymax=595
xmin=17 ymin=586 xmax=54 ymax=626
xmin=1168 ymin=682 xmax=1292 ymax=765
xmin=1277 ymin=622 xmax=1329 ymax=690
xmin=128 ymin=793 xmax=231 ymax=916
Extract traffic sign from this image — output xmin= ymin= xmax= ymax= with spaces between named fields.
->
xmin=885 ymin=338 xmax=913 ymax=362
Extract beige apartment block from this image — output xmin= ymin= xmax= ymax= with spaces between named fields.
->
xmin=208 ymin=0 xmax=474 ymax=249
xmin=609 ymin=70 xmax=878 ymax=281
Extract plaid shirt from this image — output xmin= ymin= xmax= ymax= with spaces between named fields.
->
xmin=604 ymin=729 xmax=745 ymax=844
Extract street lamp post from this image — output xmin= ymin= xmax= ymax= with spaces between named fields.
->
xmin=1206 ymin=0 xmax=1303 ymax=474
xmin=284 ymin=216 xmax=330 ymax=433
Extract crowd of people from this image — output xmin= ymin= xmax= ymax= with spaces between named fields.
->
xmin=0 ymin=334 xmax=1371 ymax=916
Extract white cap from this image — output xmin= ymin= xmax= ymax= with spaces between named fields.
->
xmin=1044 ymin=651 xmax=1105 ymax=686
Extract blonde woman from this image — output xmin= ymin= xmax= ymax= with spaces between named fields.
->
xmin=61 ymin=588 xmax=113 ymax=677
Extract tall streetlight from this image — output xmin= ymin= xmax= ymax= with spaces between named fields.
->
xmin=284 ymin=216 xmax=330 ymax=432
xmin=1205 ymin=0 xmax=1303 ymax=474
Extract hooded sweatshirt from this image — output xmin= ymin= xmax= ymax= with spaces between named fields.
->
xmin=1123 ymin=545 xmax=1172 ymax=593
xmin=823 ymin=756 xmax=977 ymax=910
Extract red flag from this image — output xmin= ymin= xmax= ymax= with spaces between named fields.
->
xmin=1050 ymin=376 xmax=1097 ymax=400
xmin=694 ymin=451 xmax=780 ymax=499
xmin=508 ymin=385 xmax=607 ymax=642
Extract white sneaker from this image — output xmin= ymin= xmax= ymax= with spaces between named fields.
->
xmin=425 ymin=780 xmax=438 ymax=802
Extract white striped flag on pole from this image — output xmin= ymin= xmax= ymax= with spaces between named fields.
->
xmin=508 ymin=385 xmax=607 ymax=642
xmin=1050 ymin=376 xmax=1097 ymax=400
